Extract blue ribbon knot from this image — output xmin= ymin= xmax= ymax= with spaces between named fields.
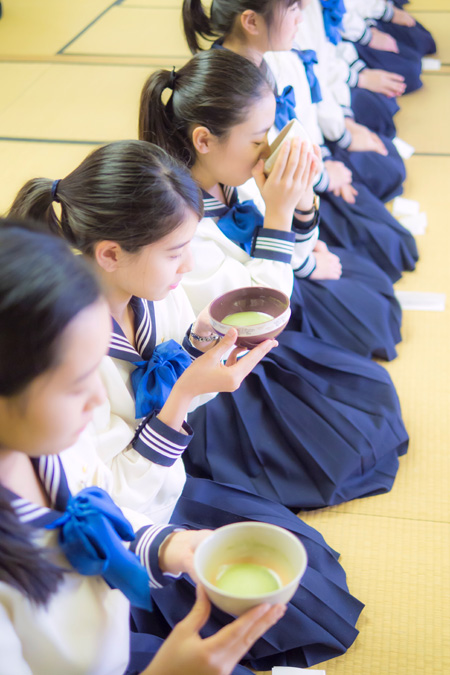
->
xmin=217 ymin=200 xmax=264 ymax=254
xmin=293 ymin=49 xmax=323 ymax=103
xmin=131 ymin=339 xmax=192 ymax=418
xmin=47 ymin=487 xmax=152 ymax=611
xmin=321 ymin=0 xmax=346 ymax=45
xmin=275 ymin=85 xmax=297 ymax=132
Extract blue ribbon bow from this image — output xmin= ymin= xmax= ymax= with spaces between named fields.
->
xmin=217 ymin=200 xmax=264 ymax=254
xmin=131 ymin=339 xmax=192 ymax=418
xmin=321 ymin=0 xmax=346 ymax=45
xmin=275 ymin=85 xmax=298 ymax=132
xmin=47 ymin=487 xmax=152 ymax=611
xmin=293 ymin=49 xmax=322 ymax=103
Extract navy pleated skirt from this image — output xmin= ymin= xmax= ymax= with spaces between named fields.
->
xmin=351 ymin=88 xmax=399 ymax=139
xmin=289 ymin=246 xmax=402 ymax=360
xmin=131 ymin=475 xmax=364 ymax=671
xmin=376 ymin=19 xmax=436 ymax=57
xmin=355 ymin=40 xmax=422 ymax=93
xmin=185 ymin=331 xmax=408 ymax=510
xmin=329 ymin=137 xmax=405 ymax=203
xmin=317 ymin=181 xmax=418 ymax=282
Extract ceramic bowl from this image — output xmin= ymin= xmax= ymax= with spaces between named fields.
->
xmin=264 ymin=118 xmax=312 ymax=175
xmin=209 ymin=286 xmax=291 ymax=349
xmin=194 ymin=521 xmax=308 ymax=616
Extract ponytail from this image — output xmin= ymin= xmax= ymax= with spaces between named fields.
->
xmin=0 ymin=485 xmax=65 ymax=606
xmin=8 ymin=177 xmax=64 ymax=240
xmin=9 ymin=141 xmax=203 ymax=256
xmin=181 ymin=0 xmax=300 ymax=53
xmin=182 ymin=0 xmax=217 ymax=53
xmin=139 ymin=50 xmax=273 ymax=168
xmin=138 ymin=71 xmax=194 ymax=166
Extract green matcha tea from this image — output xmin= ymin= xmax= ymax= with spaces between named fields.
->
xmin=214 ymin=562 xmax=282 ymax=596
xmin=221 ymin=311 xmax=273 ymax=327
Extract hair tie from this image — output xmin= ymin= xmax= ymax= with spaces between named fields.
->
xmin=167 ymin=67 xmax=178 ymax=91
xmin=51 ymin=179 xmax=61 ymax=203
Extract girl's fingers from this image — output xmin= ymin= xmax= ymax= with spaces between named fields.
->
xmin=269 ymin=140 xmax=292 ymax=183
xmin=208 ymin=328 xmax=238 ymax=359
xmin=231 ymin=339 xmax=277 ymax=377
xmin=252 ymin=158 xmax=267 ymax=192
xmin=177 ymin=585 xmax=212 ymax=635
xmin=208 ymin=603 xmax=287 ymax=662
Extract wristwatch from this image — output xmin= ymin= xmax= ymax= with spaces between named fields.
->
xmin=294 ymin=193 xmax=320 ymax=216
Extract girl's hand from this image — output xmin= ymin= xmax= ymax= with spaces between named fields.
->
xmin=369 ymin=27 xmax=399 ymax=53
xmin=144 ymin=585 xmax=287 ymax=675
xmin=158 ymin=529 xmax=213 ymax=581
xmin=346 ymin=119 xmax=388 ymax=155
xmin=309 ymin=242 xmax=342 ymax=280
xmin=392 ymin=8 xmax=416 ymax=27
xmin=325 ymin=160 xmax=353 ymax=192
xmin=252 ymin=138 xmax=318 ymax=232
xmin=157 ymin=329 xmax=277 ymax=432
xmin=335 ymin=183 xmax=359 ymax=204
xmin=178 ymin=328 xmax=277 ymax=397
xmin=358 ymin=68 xmax=406 ymax=97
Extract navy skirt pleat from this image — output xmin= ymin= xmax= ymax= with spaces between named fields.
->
xmin=330 ymin=136 xmax=405 ymax=202
xmin=355 ymin=41 xmax=422 ymax=93
xmin=291 ymin=247 xmax=402 ymax=360
xmin=185 ymin=332 xmax=408 ymax=510
xmin=376 ymin=19 xmax=436 ymax=57
xmin=131 ymin=475 xmax=364 ymax=670
xmin=317 ymin=181 xmax=418 ymax=281
xmin=351 ymin=88 xmax=399 ymax=139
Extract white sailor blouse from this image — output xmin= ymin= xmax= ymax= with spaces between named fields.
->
xmin=88 ymin=287 xmax=213 ymax=522
xmin=0 ymin=452 xmax=181 ymax=675
xmin=181 ymin=185 xmax=305 ymax=315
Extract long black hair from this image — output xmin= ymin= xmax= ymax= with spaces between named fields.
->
xmin=139 ymin=49 xmax=273 ymax=168
xmin=9 ymin=140 xmax=203 ymax=256
xmin=182 ymin=0 xmax=301 ymax=53
xmin=0 ymin=220 xmax=103 ymax=604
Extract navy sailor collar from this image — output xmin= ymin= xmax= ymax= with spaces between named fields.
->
xmin=202 ymin=185 xmax=238 ymax=219
xmin=109 ymin=296 xmax=157 ymax=363
xmin=6 ymin=455 xmax=72 ymax=528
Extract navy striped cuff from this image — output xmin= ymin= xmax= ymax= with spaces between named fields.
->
xmin=342 ymin=105 xmax=355 ymax=118
xmin=315 ymin=169 xmax=329 ymax=193
xmin=382 ymin=2 xmax=395 ymax=21
xmin=348 ymin=59 xmax=367 ymax=87
xmin=359 ymin=26 xmax=372 ymax=45
xmin=251 ymin=228 xmax=295 ymax=263
xmin=132 ymin=412 xmax=193 ymax=467
xmin=336 ymin=128 xmax=352 ymax=149
xmin=294 ymin=253 xmax=317 ymax=278
xmin=132 ymin=524 xmax=184 ymax=589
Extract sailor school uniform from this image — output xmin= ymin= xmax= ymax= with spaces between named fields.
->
xmin=340 ymin=0 xmax=424 ymax=93
xmin=203 ymin=182 xmax=402 ymax=360
xmin=298 ymin=0 xmax=405 ymax=193
xmin=181 ymin=187 xmax=409 ymax=511
xmin=0 ymin=451 xmax=183 ymax=675
xmin=83 ymin=290 xmax=367 ymax=669
xmin=264 ymin=47 xmax=418 ymax=282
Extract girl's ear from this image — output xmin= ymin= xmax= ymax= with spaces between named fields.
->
xmin=240 ymin=10 xmax=261 ymax=37
xmin=94 ymin=241 xmax=123 ymax=273
xmin=192 ymin=125 xmax=216 ymax=155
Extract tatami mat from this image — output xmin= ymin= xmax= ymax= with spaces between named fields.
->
xmin=411 ymin=11 xmax=450 ymax=62
xmin=63 ymin=6 xmax=191 ymax=61
xmin=395 ymin=74 xmax=450 ymax=154
xmin=0 ymin=2 xmax=449 ymax=675
xmin=0 ymin=63 xmax=151 ymax=141
xmin=0 ymin=141 xmax=100 ymax=215
xmin=0 ymin=0 xmax=113 ymax=56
